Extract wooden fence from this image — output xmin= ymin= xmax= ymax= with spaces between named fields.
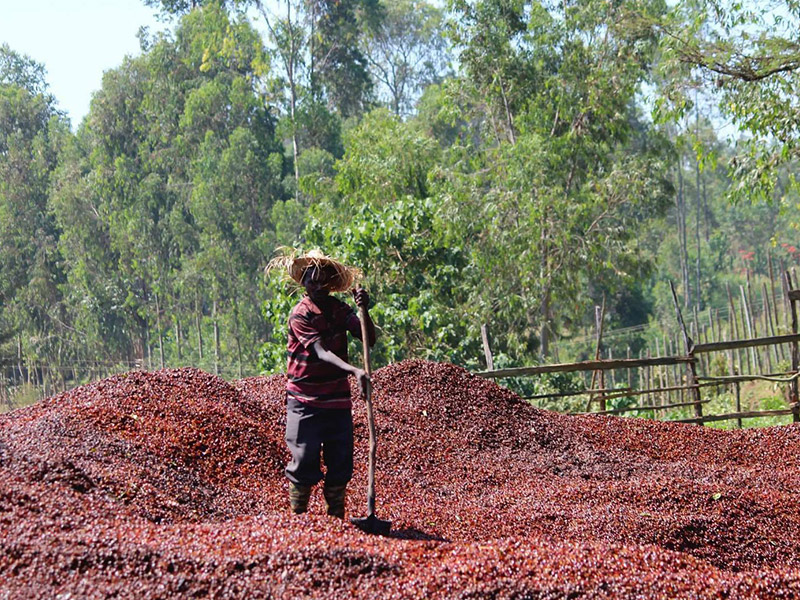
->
xmin=477 ymin=273 xmax=800 ymax=427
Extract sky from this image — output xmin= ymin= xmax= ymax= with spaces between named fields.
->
xmin=0 ymin=0 xmax=166 ymax=129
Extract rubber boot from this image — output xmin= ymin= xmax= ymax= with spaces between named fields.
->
xmin=323 ymin=483 xmax=347 ymax=519
xmin=289 ymin=482 xmax=312 ymax=514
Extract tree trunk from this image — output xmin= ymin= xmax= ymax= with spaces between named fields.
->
xmin=694 ymin=101 xmax=702 ymax=311
xmin=195 ymin=294 xmax=204 ymax=361
xmin=677 ymin=165 xmax=690 ymax=308
xmin=540 ymin=288 xmax=551 ymax=359
xmin=175 ymin=315 xmax=182 ymax=362
xmin=695 ymin=155 xmax=702 ymax=311
xmin=213 ymin=298 xmax=220 ymax=376
xmin=155 ymin=291 xmax=165 ymax=369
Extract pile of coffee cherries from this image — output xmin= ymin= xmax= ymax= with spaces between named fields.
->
xmin=2 ymin=360 xmax=800 ymax=598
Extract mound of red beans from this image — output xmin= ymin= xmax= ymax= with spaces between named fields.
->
xmin=2 ymin=360 xmax=800 ymax=598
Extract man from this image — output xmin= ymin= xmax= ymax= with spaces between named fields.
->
xmin=268 ymin=249 xmax=376 ymax=517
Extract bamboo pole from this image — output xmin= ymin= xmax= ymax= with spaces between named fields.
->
xmin=640 ymin=348 xmax=648 ymax=406
xmin=767 ymin=257 xmax=786 ymax=362
xmin=664 ymin=338 xmax=673 ymax=409
xmin=708 ymin=308 xmax=717 ymax=349
xmin=670 ymin=281 xmax=703 ymax=423
xmin=782 ymin=259 xmax=791 ymax=326
xmin=768 ymin=249 xmax=780 ymax=330
xmin=715 ymin=309 xmax=733 ymax=375
xmin=524 ymin=387 xmax=629 ymax=400
xmin=693 ymin=305 xmax=707 ymax=374
xmin=655 ymin=337 xmax=665 ymax=407
xmin=740 ymin=285 xmax=758 ymax=372
xmin=762 ymin=283 xmax=777 ymax=368
xmin=726 ymin=282 xmax=744 ymax=375
xmin=734 ymin=381 xmax=743 ymax=428
xmin=675 ymin=334 xmax=685 ymax=406
xmin=586 ymin=395 xmax=713 ymax=416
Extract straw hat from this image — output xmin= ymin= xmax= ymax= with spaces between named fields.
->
xmin=266 ymin=248 xmax=362 ymax=293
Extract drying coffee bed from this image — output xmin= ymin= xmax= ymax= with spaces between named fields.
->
xmin=2 ymin=360 xmax=800 ymax=598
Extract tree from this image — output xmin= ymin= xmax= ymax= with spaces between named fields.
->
xmin=52 ymin=4 xmax=285 ymax=372
xmin=442 ymin=0 xmax=673 ymax=359
xmin=361 ymin=0 xmax=452 ymax=117
xmin=0 ymin=46 xmax=69 ymax=376
xmin=657 ymin=1 xmax=800 ymax=216
xmin=307 ymin=0 xmax=377 ymax=118
xmin=262 ymin=109 xmax=477 ymax=370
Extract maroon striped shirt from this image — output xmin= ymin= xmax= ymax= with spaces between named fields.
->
xmin=286 ymin=295 xmax=361 ymax=409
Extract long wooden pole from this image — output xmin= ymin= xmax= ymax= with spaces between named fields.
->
xmin=587 ymin=396 xmax=713 ymax=416
xmin=735 ymin=381 xmax=743 ymax=429
xmin=359 ymin=300 xmax=378 ymax=517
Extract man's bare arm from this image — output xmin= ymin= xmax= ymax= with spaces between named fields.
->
xmin=312 ymin=340 xmax=369 ymax=395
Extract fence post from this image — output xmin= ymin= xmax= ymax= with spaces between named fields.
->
xmin=481 ymin=324 xmax=494 ymax=372
xmin=786 ymin=272 xmax=799 ymax=423
xmin=587 ymin=298 xmax=607 ymax=412
xmin=734 ymin=381 xmax=743 ymax=429
xmin=627 ymin=346 xmax=633 ymax=390
xmin=595 ymin=302 xmax=606 ymax=411
xmin=671 ymin=281 xmax=703 ymax=424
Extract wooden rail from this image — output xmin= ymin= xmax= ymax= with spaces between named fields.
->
xmin=476 ymin=356 xmax=695 ymax=379
xmin=692 ymin=333 xmax=800 ymax=354
xmin=584 ymin=397 xmax=713 ymax=416
xmin=673 ymin=407 xmax=799 ymax=424
xmin=523 ymin=387 xmax=630 ymax=401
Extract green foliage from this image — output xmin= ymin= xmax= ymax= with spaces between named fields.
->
xmin=0 ymin=46 xmax=69 ymax=371
xmin=261 ymin=109 xmax=477 ymax=371
xmin=47 ymin=4 xmax=285 ymax=370
xmin=3 ymin=0 xmax=799 ymax=420
xmin=438 ymin=0 xmax=672 ymax=360
xmin=361 ymin=0 xmax=452 ymax=116
xmin=657 ymin=1 xmax=800 ymax=223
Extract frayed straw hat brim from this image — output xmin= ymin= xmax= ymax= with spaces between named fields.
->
xmin=266 ymin=248 xmax=362 ymax=293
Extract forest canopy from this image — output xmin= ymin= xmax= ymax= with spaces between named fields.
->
xmin=1 ymin=0 xmax=799 ymax=390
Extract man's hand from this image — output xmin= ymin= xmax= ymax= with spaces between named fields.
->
xmin=353 ymin=288 xmax=370 ymax=310
xmin=353 ymin=368 xmax=370 ymax=397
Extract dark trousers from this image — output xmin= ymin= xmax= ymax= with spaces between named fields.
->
xmin=285 ymin=397 xmax=354 ymax=487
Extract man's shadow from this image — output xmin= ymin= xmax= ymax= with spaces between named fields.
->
xmin=384 ymin=527 xmax=449 ymax=542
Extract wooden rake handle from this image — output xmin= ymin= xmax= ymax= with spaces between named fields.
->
xmin=357 ymin=291 xmax=378 ymax=516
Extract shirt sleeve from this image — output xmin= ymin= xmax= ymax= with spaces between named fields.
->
xmin=289 ymin=313 xmax=322 ymax=349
